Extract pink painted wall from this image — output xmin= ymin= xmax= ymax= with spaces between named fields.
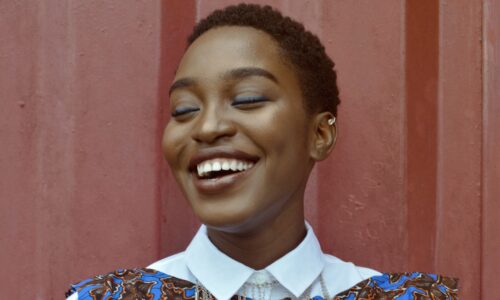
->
xmin=0 ymin=1 xmax=165 ymax=298
xmin=483 ymin=0 xmax=500 ymax=298
xmin=0 ymin=1 xmax=498 ymax=299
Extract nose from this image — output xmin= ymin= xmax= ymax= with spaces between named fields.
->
xmin=192 ymin=104 xmax=236 ymax=144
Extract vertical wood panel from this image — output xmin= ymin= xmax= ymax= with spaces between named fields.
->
xmin=0 ymin=1 xmax=164 ymax=298
xmin=0 ymin=2 xmax=43 ymax=298
xmin=435 ymin=1 xmax=483 ymax=299
xmin=64 ymin=0 xmax=164 ymax=284
xmin=482 ymin=0 xmax=500 ymax=298
xmin=314 ymin=1 xmax=407 ymax=272
xmin=405 ymin=0 xmax=439 ymax=273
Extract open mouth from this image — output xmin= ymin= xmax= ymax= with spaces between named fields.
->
xmin=195 ymin=158 xmax=255 ymax=179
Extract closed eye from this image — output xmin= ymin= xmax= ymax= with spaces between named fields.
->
xmin=232 ymin=96 xmax=269 ymax=107
xmin=171 ymin=106 xmax=200 ymax=117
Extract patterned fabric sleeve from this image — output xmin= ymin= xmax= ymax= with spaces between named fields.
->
xmin=66 ymin=268 xmax=197 ymax=300
xmin=332 ymin=272 xmax=458 ymax=300
xmin=67 ymin=269 xmax=458 ymax=299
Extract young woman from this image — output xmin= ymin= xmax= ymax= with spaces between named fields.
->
xmin=67 ymin=4 xmax=457 ymax=300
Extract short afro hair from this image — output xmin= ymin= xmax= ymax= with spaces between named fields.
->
xmin=188 ymin=3 xmax=340 ymax=117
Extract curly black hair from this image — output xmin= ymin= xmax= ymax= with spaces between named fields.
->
xmin=188 ymin=3 xmax=340 ymax=117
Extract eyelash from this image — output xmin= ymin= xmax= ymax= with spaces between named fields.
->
xmin=171 ymin=96 xmax=268 ymax=117
xmin=232 ymin=96 xmax=269 ymax=106
xmin=171 ymin=106 xmax=199 ymax=117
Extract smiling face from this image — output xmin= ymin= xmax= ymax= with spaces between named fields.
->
xmin=163 ymin=26 xmax=323 ymax=233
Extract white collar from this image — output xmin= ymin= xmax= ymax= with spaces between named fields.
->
xmin=185 ymin=222 xmax=325 ymax=300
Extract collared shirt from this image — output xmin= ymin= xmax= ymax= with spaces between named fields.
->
xmin=147 ymin=223 xmax=380 ymax=300
xmin=67 ymin=223 xmax=460 ymax=299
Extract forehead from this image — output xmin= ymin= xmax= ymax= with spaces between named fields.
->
xmin=175 ymin=26 xmax=296 ymax=82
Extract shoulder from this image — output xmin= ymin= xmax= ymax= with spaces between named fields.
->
xmin=147 ymin=251 xmax=194 ymax=282
xmin=66 ymin=251 xmax=194 ymax=300
xmin=66 ymin=268 xmax=197 ymax=300
xmin=334 ymin=272 xmax=458 ymax=299
xmin=322 ymin=254 xmax=381 ymax=295
xmin=147 ymin=251 xmax=185 ymax=270
xmin=324 ymin=254 xmax=380 ymax=278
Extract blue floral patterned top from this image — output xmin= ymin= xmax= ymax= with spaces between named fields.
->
xmin=67 ymin=268 xmax=458 ymax=299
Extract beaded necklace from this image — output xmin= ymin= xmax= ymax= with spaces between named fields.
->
xmin=194 ymin=273 xmax=329 ymax=300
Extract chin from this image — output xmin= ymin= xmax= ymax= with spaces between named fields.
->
xmin=192 ymin=203 xmax=264 ymax=234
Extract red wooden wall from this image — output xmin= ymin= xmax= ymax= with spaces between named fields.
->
xmin=0 ymin=1 xmax=498 ymax=299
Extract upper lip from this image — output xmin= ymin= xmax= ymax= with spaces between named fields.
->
xmin=188 ymin=147 xmax=260 ymax=172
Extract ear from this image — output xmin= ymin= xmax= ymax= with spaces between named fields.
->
xmin=309 ymin=112 xmax=337 ymax=161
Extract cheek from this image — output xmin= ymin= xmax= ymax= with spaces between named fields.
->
xmin=162 ymin=122 xmax=187 ymax=168
xmin=239 ymin=106 xmax=310 ymax=182
xmin=243 ymin=99 xmax=306 ymax=147
xmin=255 ymin=105 xmax=308 ymax=153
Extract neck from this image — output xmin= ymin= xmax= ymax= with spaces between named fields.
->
xmin=206 ymin=199 xmax=306 ymax=270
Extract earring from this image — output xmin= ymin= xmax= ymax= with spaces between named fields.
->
xmin=329 ymin=117 xmax=337 ymax=146
xmin=327 ymin=117 xmax=336 ymax=126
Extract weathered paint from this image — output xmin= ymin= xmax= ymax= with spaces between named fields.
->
xmin=434 ymin=1 xmax=483 ymax=299
xmin=0 ymin=1 xmax=497 ymax=299
xmin=405 ymin=0 xmax=439 ymax=273
xmin=0 ymin=1 xmax=165 ymax=298
xmin=482 ymin=0 xmax=500 ymax=299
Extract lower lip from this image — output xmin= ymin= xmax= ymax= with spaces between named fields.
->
xmin=192 ymin=166 xmax=255 ymax=194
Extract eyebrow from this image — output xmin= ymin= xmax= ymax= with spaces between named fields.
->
xmin=169 ymin=78 xmax=196 ymax=96
xmin=223 ymin=67 xmax=279 ymax=84
xmin=169 ymin=67 xmax=279 ymax=96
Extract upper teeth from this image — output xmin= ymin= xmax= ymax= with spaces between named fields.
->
xmin=196 ymin=159 xmax=254 ymax=177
